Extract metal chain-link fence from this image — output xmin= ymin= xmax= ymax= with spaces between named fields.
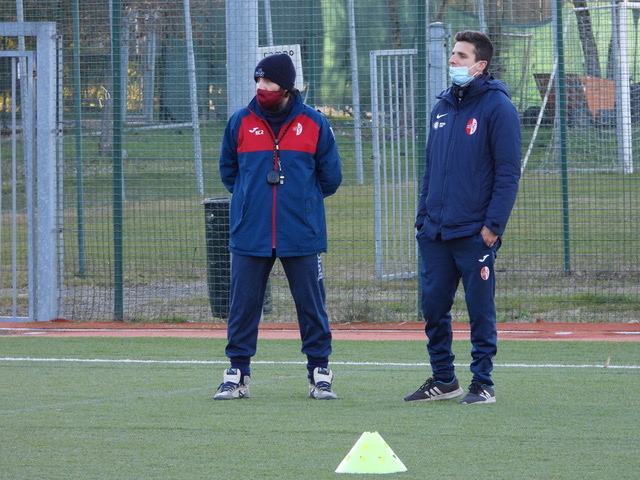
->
xmin=1 ymin=0 xmax=639 ymax=323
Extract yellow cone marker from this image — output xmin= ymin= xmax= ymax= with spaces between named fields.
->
xmin=335 ymin=431 xmax=407 ymax=474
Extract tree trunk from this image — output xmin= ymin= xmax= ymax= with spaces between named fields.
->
xmin=573 ymin=0 xmax=601 ymax=78
xmin=485 ymin=0 xmax=504 ymax=77
xmin=387 ymin=0 xmax=402 ymax=49
xmin=433 ymin=0 xmax=448 ymax=23
xmin=99 ymin=81 xmax=113 ymax=157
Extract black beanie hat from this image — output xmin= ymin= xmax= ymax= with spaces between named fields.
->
xmin=254 ymin=53 xmax=296 ymax=91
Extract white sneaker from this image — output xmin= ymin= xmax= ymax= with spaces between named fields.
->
xmin=213 ymin=368 xmax=250 ymax=400
xmin=308 ymin=367 xmax=337 ymax=400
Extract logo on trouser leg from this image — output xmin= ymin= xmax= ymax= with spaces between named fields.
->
xmin=480 ymin=266 xmax=490 ymax=280
xmin=317 ymin=254 xmax=324 ymax=281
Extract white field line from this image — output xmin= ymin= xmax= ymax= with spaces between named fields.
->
xmin=0 ymin=357 xmax=638 ymax=369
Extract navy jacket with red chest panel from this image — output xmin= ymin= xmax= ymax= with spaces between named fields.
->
xmin=220 ymin=93 xmax=342 ymax=257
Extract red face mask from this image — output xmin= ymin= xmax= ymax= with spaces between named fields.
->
xmin=257 ymin=89 xmax=285 ymax=110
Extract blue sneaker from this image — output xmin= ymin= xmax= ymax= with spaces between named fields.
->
xmin=460 ymin=382 xmax=495 ymax=404
xmin=404 ymin=377 xmax=463 ymax=402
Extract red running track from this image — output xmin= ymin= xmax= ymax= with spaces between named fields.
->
xmin=1 ymin=319 xmax=639 ymax=341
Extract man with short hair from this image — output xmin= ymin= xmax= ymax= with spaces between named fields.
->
xmin=404 ymin=31 xmax=521 ymax=405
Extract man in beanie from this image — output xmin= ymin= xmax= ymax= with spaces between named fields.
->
xmin=215 ymin=54 xmax=342 ymax=400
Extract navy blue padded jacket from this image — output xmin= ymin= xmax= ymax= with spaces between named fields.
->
xmin=416 ymin=75 xmax=521 ymax=240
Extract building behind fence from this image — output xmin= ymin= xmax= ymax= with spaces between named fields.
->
xmin=1 ymin=0 xmax=639 ymax=323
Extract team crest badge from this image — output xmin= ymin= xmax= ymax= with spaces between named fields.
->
xmin=480 ymin=266 xmax=490 ymax=280
xmin=466 ymin=118 xmax=478 ymax=135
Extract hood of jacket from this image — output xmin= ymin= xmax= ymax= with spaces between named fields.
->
xmin=416 ymin=75 xmax=521 ymax=241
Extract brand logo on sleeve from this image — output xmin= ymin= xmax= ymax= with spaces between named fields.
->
xmin=433 ymin=112 xmax=448 ymax=130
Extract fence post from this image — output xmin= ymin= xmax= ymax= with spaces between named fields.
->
xmin=553 ymin=0 xmax=572 ymax=275
xmin=226 ymin=0 xmax=259 ymax=115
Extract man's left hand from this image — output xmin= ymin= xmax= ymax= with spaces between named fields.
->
xmin=481 ymin=226 xmax=498 ymax=247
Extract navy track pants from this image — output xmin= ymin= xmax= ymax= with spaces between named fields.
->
xmin=417 ymin=231 xmax=499 ymax=385
xmin=225 ymin=253 xmax=332 ymax=368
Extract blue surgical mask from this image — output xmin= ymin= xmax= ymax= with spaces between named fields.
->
xmin=449 ymin=62 xmax=480 ymax=86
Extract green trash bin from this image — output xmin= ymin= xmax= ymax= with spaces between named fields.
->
xmin=203 ymin=198 xmax=230 ymax=318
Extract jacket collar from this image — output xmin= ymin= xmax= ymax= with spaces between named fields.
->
xmin=440 ymin=74 xmax=511 ymax=106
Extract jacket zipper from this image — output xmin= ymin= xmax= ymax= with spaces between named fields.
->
xmin=266 ymin=119 xmax=294 ymax=251
xmin=440 ymin=101 xmax=459 ymax=234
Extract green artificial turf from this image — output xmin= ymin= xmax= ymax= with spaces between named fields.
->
xmin=1 ymin=337 xmax=638 ymax=479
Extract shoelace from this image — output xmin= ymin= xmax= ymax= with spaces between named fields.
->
xmin=315 ymin=380 xmax=333 ymax=392
xmin=467 ymin=382 xmax=482 ymax=394
xmin=218 ymin=381 xmax=239 ymax=392
xmin=419 ymin=378 xmax=436 ymax=390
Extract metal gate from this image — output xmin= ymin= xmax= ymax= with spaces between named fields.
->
xmin=370 ymin=49 xmax=419 ymax=280
xmin=0 ymin=22 xmax=59 ymax=322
